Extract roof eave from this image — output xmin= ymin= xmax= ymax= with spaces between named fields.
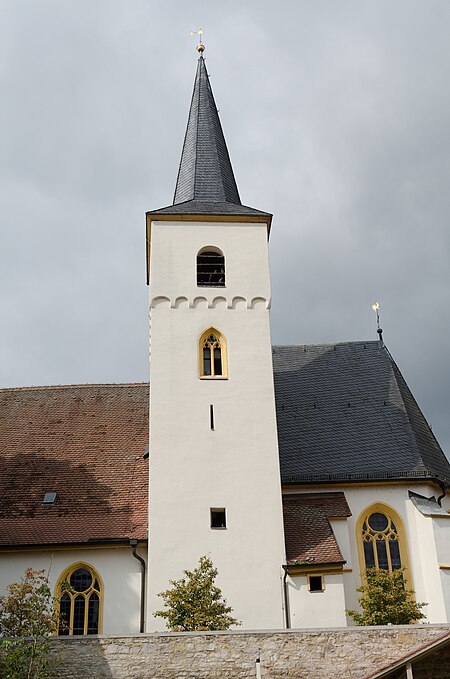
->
xmin=283 ymin=561 xmax=345 ymax=574
xmin=281 ymin=473 xmax=450 ymax=488
xmin=0 ymin=537 xmax=148 ymax=551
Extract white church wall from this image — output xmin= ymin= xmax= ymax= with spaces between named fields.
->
xmin=329 ymin=518 xmax=358 ymax=621
xmin=432 ymin=517 xmax=450 ymax=620
xmin=441 ymin=571 xmax=450 ymax=621
xmin=442 ymin=493 xmax=450 ymax=512
xmin=287 ymin=573 xmax=346 ymax=628
xmin=406 ymin=500 xmax=447 ymax=622
xmin=330 ymin=519 xmax=352 ymax=567
xmin=285 ymin=483 xmax=449 ymax=624
xmin=0 ymin=546 xmax=144 ymax=635
xmin=147 ymin=221 xmax=286 ymax=632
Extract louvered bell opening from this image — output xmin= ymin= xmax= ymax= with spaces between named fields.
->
xmin=197 ymin=252 xmax=225 ymax=287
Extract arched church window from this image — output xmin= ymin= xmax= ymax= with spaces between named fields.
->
xmin=56 ymin=563 xmax=103 ymax=635
xmin=362 ymin=512 xmax=401 ymax=571
xmin=197 ymin=248 xmax=225 ymax=287
xmin=199 ymin=328 xmax=227 ymax=378
xmin=357 ymin=505 xmax=411 ymax=579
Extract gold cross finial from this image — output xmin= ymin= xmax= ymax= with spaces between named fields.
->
xmin=371 ymin=301 xmax=384 ymax=343
xmin=190 ymin=26 xmax=205 ymax=53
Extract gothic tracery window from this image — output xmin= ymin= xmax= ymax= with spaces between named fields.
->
xmin=361 ymin=511 xmax=402 ymax=572
xmin=57 ymin=564 xmax=102 ymax=635
xmin=199 ymin=328 xmax=227 ymax=378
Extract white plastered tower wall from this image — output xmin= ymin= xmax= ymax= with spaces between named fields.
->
xmin=146 ymin=219 xmax=286 ymax=630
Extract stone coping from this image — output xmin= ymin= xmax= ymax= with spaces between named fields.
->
xmin=48 ymin=623 xmax=450 ymax=641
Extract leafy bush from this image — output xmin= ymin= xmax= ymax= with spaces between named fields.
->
xmin=0 ymin=568 xmax=59 ymax=678
xmin=346 ymin=568 xmax=427 ymax=626
xmin=155 ymin=555 xmax=240 ymax=631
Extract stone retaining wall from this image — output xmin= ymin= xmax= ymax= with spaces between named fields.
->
xmin=46 ymin=625 xmax=450 ymax=679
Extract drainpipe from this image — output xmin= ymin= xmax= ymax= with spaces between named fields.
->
xmin=282 ymin=566 xmax=291 ymax=629
xmin=436 ymin=481 xmax=447 ymax=507
xmin=130 ymin=539 xmax=146 ymax=633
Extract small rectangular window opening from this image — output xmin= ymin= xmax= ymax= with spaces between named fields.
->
xmin=210 ymin=508 xmax=226 ymax=529
xmin=43 ymin=492 xmax=57 ymax=505
xmin=308 ymin=575 xmax=324 ymax=592
xmin=210 ymin=404 xmax=215 ymax=430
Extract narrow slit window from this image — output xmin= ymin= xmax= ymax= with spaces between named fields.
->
xmin=210 ymin=508 xmax=226 ymax=529
xmin=197 ymin=250 xmax=225 ymax=287
xmin=210 ymin=404 xmax=214 ymax=430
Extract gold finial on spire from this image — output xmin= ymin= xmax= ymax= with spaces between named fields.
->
xmin=371 ymin=301 xmax=384 ymax=343
xmin=190 ymin=26 xmax=205 ymax=53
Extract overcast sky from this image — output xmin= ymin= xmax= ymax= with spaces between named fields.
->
xmin=1 ymin=1 xmax=449 ymax=456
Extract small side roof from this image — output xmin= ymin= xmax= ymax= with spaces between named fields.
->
xmin=409 ymin=491 xmax=450 ymax=517
xmin=364 ymin=630 xmax=450 ymax=678
xmin=283 ymin=492 xmax=350 ymax=566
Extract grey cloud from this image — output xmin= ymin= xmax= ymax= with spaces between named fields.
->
xmin=1 ymin=0 xmax=449 ymax=456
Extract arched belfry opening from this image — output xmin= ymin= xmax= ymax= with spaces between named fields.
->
xmin=197 ymin=248 xmax=225 ymax=287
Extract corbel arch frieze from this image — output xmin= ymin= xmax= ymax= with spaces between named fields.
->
xmin=150 ymin=295 xmax=270 ymax=310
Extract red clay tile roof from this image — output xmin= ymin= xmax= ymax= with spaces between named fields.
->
xmin=282 ymin=493 xmax=351 ymax=566
xmin=0 ymin=383 xmax=149 ymax=547
xmin=363 ymin=630 xmax=450 ymax=678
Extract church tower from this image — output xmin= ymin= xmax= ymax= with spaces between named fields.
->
xmin=145 ymin=49 xmax=286 ymax=630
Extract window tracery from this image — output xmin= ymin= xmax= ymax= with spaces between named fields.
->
xmin=199 ymin=328 xmax=227 ymax=378
xmin=56 ymin=564 xmax=102 ymax=635
xmin=361 ymin=511 xmax=402 ymax=572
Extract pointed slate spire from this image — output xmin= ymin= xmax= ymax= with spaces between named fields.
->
xmin=147 ymin=56 xmax=272 ymax=223
xmin=173 ymin=56 xmax=241 ymax=206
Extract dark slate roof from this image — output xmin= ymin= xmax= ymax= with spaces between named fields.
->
xmin=283 ymin=493 xmax=350 ymax=566
xmin=273 ymin=341 xmax=450 ymax=486
xmin=148 ymin=56 xmax=270 ymax=221
xmin=0 ymin=384 xmax=149 ymax=547
xmin=174 ymin=56 xmax=240 ymax=205
xmin=147 ymin=200 xmax=271 ymax=219
xmin=408 ymin=491 xmax=449 ymax=517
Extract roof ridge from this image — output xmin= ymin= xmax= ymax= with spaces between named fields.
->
xmin=193 ymin=55 xmax=202 ymax=200
xmin=206 ymin=60 xmax=241 ymax=205
xmin=386 ymin=349 xmax=449 ymax=482
xmin=172 ymin=63 xmax=198 ymax=206
xmin=273 ymin=340 xmax=380 ymax=349
xmin=0 ymin=382 xmax=149 ymax=393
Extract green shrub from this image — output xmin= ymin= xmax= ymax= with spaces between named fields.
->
xmin=346 ymin=568 xmax=427 ymax=626
xmin=155 ymin=555 xmax=240 ymax=631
